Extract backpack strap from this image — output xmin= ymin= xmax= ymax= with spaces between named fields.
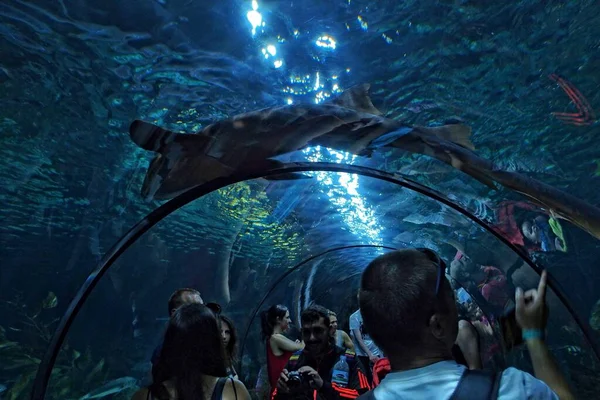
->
xmin=211 ymin=377 xmax=228 ymax=400
xmin=450 ymin=369 xmax=503 ymax=400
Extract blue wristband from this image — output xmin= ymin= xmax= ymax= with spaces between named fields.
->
xmin=522 ymin=329 xmax=544 ymax=341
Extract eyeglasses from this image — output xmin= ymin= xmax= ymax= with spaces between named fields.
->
xmin=415 ymin=248 xmax=447 ymax=296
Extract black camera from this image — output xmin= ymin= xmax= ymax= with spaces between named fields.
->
xmin=287 ymin=371 xmax=311 ymax=388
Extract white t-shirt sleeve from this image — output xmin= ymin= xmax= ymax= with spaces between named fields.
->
xmin=499 ymin=368 xmax=559 ymax=400
xmin=349 ymin=311 xmax=361 ymax=331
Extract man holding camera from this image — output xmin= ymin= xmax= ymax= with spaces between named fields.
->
xmin=274 ymin=305 xmax=370 ymax=400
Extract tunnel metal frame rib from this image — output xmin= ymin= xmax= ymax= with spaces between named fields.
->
xmin=30 ymin=162 xmax=600 ymax=399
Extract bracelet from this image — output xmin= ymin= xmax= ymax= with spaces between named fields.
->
xmin=522 ymin=329 xmax=545 ymax=341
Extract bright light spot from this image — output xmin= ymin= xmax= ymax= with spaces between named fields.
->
xmin=287 ymin=98 xmax=293 ymax=105
xmin=332 ymin=75 xmax=338 ymax=80
xmin=293 ymin=29 xmax=299 ymax=37
xmin=357 ymin=15 xmax=368 ymax=30
xmin=314 ymin=91 xmax=331 ymax=104
xmin=314 ymin=71 xmax=321 ymax=91
xmin=274 ymin=59 xmax=283 ymax=68
xmin=302 ymin=147 xmax=382 ymax=244
xmin=382 ymin=33 xmax=393 ymax=44
xmin=346 ymin=68 xmax=351 ymax=73
xmin=267 ymin=44 xmax=277 ymax=56
xmin=332 ymin=83 xmax=339 ymax=92
xmin=247 ymin=5 xmax=263 ymax=36
xmin=316 ymin=35 xmax=337 ymax=49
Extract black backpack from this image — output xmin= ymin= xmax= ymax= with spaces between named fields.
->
xmin=357 ymin=369 xmax=502 ymax=400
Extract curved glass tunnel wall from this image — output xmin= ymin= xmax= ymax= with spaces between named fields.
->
xmin=26 ymin=163 xmax=600 ymax=399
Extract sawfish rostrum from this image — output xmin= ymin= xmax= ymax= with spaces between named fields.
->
xmin=130 ymin=84 xmax=600 ymax=241
xmin=130 ymin=84 xmax=473 ymax=200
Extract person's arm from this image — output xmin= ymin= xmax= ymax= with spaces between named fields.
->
xmin=515 ymin=271 xmax=575 ymax=400
xmin=271 ymin=334 xmax=304 ymax=352
xmin=352 ymin=329 xmax=371 ymax=356
xmin=525 ymin=339 xmax=573 ymax=400
xmin=341 ymin=331 xmax=355 ymax=351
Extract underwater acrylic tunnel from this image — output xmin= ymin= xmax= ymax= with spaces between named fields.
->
xmin=29 ymin=161 xmax=600 ymax=399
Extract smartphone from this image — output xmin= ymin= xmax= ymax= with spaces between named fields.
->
xmin=499 ymin=306 xmax=523 ymax=351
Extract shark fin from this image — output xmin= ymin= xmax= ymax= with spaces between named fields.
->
xmin=415 ymin=124 xmax=476 ymax=151
xmin=129 ymin=120 xmax=179 ymax=153
xmin=329 ymin=83 xmax=382 ymax=115
xmin=130 ymin=120 xmax=214 ymax=154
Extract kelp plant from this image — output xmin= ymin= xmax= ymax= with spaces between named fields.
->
xmin=0 ymin=292 xmax=134 ymax=399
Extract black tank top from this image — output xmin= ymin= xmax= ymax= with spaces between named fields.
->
xmin=211 ymin=377 xmax=229 ymax=400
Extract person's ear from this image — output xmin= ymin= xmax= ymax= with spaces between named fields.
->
xmin=429 ymin=313 xmax=446 ymax=340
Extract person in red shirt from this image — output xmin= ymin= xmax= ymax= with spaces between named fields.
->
xmin=450 ymin=252 xmax=511 ymax=315
xmin=261 ymin=305 xmax=305 ymax=397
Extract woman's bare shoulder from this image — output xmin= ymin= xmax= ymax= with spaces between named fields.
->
xmin=223 ymin=378 xmax=251 ymax=400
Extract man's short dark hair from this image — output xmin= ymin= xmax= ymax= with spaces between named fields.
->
xmin=301 ymin=304 xmax=330 ymax=327
xmin=359 ymin=249 xmax=451 ymax=354
xmin=168 ymin=288 xmax=201 ymax=313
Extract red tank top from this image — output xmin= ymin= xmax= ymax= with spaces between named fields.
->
xmin=266 ymin=337 xmax=294 ymax=393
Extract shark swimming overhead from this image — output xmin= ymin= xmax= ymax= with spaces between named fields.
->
xmin=129 ymin=84 xmax=474 ymax=201
xmin=130 ymin=84 xmax=600 ymax=241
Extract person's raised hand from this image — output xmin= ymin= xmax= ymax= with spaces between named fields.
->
xmin=515 ymin=270 xmax=549 ymax=331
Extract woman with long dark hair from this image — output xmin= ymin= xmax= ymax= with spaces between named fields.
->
xmin=132 ymin=303 xmax=250 ymax=400
xmin=260 ymin=304 xmax=304 ymax=396
xmin=220 ymin=315 xmax=238 ymax=379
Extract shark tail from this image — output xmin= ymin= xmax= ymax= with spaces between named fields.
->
xmin=329 ymin=83 xmax=382 ymax=115
xmin=415 ymin=124 xmax=476 ymax=151
xmin=129 ymin=120 xmax=178 ymax=153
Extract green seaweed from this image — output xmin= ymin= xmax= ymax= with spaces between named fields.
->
xmin=0 ymin=294 xmax=119 ymax=399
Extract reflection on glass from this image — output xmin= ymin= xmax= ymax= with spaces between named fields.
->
xmin=357 ymin=15 xmax=368 ymax=30
xmin=316 ymin=35 xmax=337 ymax=49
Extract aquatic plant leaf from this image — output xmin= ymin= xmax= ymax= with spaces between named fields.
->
xmin=42 ymin=291 xmax=58 ymax=309
xmin=2 ymin=355 xmax=41 ymax=370
xmin=591 ymin=298 xmax=600 ymax=331
xmin=84 ymin=358 xmax=105 ymax=385
xmin=0 ymin=341 xmax=19 ymax=351
xmin=7 ymin=370 xmax=36 ymax=400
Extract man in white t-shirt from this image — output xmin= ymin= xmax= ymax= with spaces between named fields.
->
xmin=349 ymin=308 xmax=382 ymax=383
xmin=357 ymin=248 xmax=575 ymax=400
